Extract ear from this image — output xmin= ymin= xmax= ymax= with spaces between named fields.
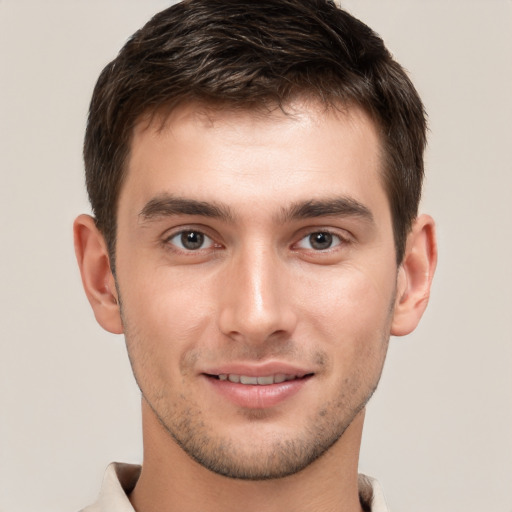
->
xmin=391 ymin=214 xmax=437 ymax=336
xmin=73 ymin=214 xmax=123 ymax=334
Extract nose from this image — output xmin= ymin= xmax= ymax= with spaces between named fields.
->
xmin=217 ymin=245 xmax=298 ymax=344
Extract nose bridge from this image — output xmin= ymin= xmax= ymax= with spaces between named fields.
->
xmin=218 ymin=240 xmax=295 ymax=342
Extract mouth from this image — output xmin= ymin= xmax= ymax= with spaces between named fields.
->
xmin=208 ymin=373 xmax=312 ymax=385
xmin=203 ymin=365 xmax=315 ymax=410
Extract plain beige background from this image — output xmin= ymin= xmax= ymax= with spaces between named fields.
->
xmin=1 ymin=1 xmax=511 ymax=511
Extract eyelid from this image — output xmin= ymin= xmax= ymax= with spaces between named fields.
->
xmin=162 ymin=225 xmax=222 ymax=253
xmin=292 ymin=227 xmax=352 ymax=253
xmin=169 ymin=231 xmax=213 ymax=250
xmin=297 ymin=232 xmax=339 ymax=249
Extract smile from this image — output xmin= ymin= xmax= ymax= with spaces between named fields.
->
xmin=216 ymin=374 xmax=308 ymax=385
xmin=204 ymin=371 xmax=313 ymax=408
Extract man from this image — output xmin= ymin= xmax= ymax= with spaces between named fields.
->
xmin=74 ymin=0 xmax=437 ymax=511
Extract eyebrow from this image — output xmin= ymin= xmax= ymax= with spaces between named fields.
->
xmin=139 ymin=195 xmax=233 ymax=223
xmin=138 ymin=194 xmax=373 ymax=225
xmin=281 ymin=197 xmax=374 ymax=223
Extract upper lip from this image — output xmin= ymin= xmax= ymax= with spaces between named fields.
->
xmin=202 ymin=362 xmax=314 ymax=378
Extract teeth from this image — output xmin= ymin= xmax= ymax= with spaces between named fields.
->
xmin=240 ymin=375 xmax=258 ymax=385
xmin=218 ymin=374 xmax=301 ymax=385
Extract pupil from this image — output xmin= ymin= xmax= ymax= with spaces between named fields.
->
xmin=181 ymin=231 xmax=204 ymax=250
xmin=310 ymin=232 xmax=332 ymax=250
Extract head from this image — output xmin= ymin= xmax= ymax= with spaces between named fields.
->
xmin=75 ymin=0 xmax=436 ymax=482
xmin=84 ymin=0 xmax=426 ymax=270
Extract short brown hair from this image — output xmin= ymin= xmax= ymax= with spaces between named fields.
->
xmin=84 ymin=0 xmax=426 ymax=267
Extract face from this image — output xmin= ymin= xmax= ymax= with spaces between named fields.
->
xmin=114 ymin=101 xmax=399 ymax=479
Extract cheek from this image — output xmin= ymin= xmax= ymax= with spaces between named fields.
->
xmin=300 ymin=271 xmax=393 ymax=401
xmin=294 ymin=263 xmax=395 ymax=380
xmin=297 ymin=263 xmax=396 ymax=334
xmin=118 ymin=267 xmax=215 ymax=376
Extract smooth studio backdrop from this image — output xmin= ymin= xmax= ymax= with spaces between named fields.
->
xmin=1 ymin=1 xmax=511 ymax=511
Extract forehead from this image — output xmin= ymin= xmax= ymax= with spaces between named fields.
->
xmin=121 ymin=99 xmax=388 ymax=220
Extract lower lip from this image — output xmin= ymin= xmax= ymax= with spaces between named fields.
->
xmin=204 ymin=375 xmax=311 ymax=409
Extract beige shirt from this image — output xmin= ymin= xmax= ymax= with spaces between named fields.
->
xmin=81 ymin=462 xmax=390 ymax=512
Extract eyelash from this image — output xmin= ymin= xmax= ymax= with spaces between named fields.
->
xmin=163 ymin=228 xmax=349 ymax=255
xmin=293 ymin=230 xmax=347 ymax=252
xmin=164 ymin=229 xmax=220 ymax=253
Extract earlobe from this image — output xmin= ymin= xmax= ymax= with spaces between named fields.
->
xmin=391 ymin=214 xmax=437 ymax=337
xmin=73 ymin=214 xmax=123 ymax=334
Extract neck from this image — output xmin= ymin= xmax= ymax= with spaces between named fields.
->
xmin=130 ymin=400 xmax=366 ymax=512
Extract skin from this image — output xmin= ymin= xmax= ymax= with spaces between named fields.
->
xmin=74 ymin=100 xmax=436 ymax=512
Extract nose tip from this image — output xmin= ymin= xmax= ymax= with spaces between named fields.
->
xmin=217 ymin=254 xmax=297 ymax=344
xmin=219 ymin=301 xmax=295 ymax=345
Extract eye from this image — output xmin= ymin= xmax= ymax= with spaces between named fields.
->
xmin=167 ymin=230 xmax=215 ymax=251
xmin=296 ymin=231 xmax=343 ymax=251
